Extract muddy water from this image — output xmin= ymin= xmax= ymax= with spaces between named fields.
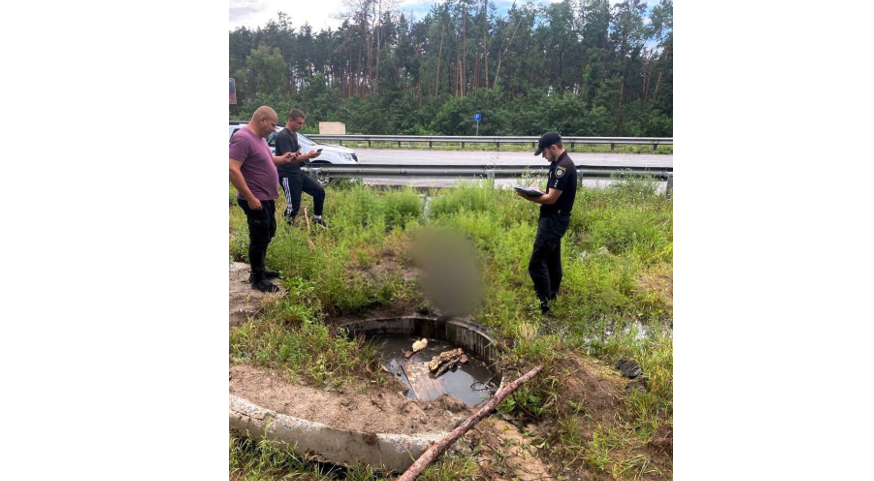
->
xmin=370 ymin=335 xmax=497 ymax=407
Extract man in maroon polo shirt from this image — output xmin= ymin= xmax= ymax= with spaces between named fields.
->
xmin=229 ymin=106 xmax=296 ymax=292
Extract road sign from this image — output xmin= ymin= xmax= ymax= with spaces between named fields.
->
xmin=474 ymin=113 xmax=482 ymax=122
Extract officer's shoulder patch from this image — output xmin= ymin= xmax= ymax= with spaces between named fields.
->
xmin=556 ymin=166 xmax=566 ymax=178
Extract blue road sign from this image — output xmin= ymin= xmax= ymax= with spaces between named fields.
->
xmin=474 ymin=113 xmax=482 ymax=122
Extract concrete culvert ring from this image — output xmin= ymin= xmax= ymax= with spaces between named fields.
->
xmin=229 ymin=316 xmax=503 ymax=471
xmin=339 ymin=316 xmax=505 ymax=406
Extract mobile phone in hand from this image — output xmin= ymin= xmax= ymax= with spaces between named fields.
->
xmin=316 ymin=148 xmax=323 ymax=152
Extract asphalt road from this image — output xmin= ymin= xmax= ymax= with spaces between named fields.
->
xmin=352 ymin=148 xmax=673 ymax=168
xmin=360 ymin=176 xmax=670 ymax=192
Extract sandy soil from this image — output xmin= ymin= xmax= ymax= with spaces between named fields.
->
xmin=229 ymin=262 xmax=284 ymax=328
xmin=465 ymin=417 xmax=553 ymax=481
xmin=229 ymin=363 xmax=470 ymax=435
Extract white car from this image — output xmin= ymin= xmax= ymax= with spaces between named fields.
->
xmin=228 ymin=121 xmax=359 ymax=164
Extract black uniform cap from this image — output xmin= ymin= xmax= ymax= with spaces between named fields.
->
xmin=534 ymin=131 xmax=562 ymax=156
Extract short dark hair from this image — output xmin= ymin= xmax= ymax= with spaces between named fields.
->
xmin=288 ymin=109 xmax=305 ymax=120
xmin=554 ymin=140 xmax=563 ymax=149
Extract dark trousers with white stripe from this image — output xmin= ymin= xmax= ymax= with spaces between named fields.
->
xmin=280 ymin=173 xmax=325 ymax=220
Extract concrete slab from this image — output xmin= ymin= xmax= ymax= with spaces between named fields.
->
xmin=229 ymin=395 xmax=443 ymax=471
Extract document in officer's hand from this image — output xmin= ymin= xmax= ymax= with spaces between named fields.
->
xmin=514 ymin=186 xmax=545 ymax=197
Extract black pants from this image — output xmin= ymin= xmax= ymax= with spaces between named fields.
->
xmin=280 ymin=173 xmax=325 ymax=220
xmin=237 ymin=199 xmax=276 ymax=281
xmin=528 ymin=214 xmax=570 ymax=304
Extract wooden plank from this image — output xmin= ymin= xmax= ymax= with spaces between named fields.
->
xmin=402 ymin=362 xmax=445 ymax=401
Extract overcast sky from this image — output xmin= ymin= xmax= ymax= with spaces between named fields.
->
xmin=229 ymin=0 xmax=660 ymax=32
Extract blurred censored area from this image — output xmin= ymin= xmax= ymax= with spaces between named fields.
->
xmin=412 ymin=228 xmax=483 ymax=317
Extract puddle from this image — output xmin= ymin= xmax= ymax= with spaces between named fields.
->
xmin=370 ymin=335 xmax=497 ymax=407
xmin=563 ymin=320 xmax=673 ymax=350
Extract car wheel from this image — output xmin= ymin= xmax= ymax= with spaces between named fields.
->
xmin=316 ymin=170 xmax=332 ymax=187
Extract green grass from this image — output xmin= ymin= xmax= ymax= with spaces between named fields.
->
xmin=229 ymin=176 xmax=673 ymax=479
xmin=327 ymin=140 xmax=673 ymax=155
xmin=230 ymin=435 xmax=338 ymax=481
xmin=230 ymin=182 xmax=424 ymax=314
xmin=230 ymin=434 xmax=481 ymax=481
xmin=228 ymin=302 xmax=384 ymax=389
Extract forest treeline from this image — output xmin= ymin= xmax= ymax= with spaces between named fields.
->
xmin=229 ymin=0 xmax=672 ymax=136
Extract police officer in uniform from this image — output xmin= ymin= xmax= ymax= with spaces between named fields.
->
xmin=516 ymin=132 xmax=577 ymax=314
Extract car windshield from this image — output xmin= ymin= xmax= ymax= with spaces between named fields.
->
xmin=296 ymin=133 xmax=317 ymax=146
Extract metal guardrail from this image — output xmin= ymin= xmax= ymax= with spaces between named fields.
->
xmin=307 ymin=135 xmax=673 ymax=150
xmin=301 ymin=162 xmax=673 ymax=195
xmin=302 ymin=163 xmax=670 ymax=177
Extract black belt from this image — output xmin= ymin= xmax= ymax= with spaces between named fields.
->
xmin=541 ymin=209 xmax=571 ymax=219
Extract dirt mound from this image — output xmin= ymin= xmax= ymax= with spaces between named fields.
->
xmin=646 ymin=423 xmax=673 ymax=469
xmin=546 ymin=353 xmax=673 ymax=479
xmin=432 ymin=393 xmax=468 ymax=413
xmin=554 ymin=354 xmax=625 ymax=437
xmin=347 ymin=258 xmax=421 ymax=283
xmin=229 ymin=363 xmax=470 ymax=435
xmin=465 ymin=417 xmax=553 ymax=481
xmin=638 ymin=270 xmax=673 ymax=311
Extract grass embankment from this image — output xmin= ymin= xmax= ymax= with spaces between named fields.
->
xmin=229 ymin=177 xmax=673 ymax=480
xmin=322 ymin=141 xmax=672 ymax=155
